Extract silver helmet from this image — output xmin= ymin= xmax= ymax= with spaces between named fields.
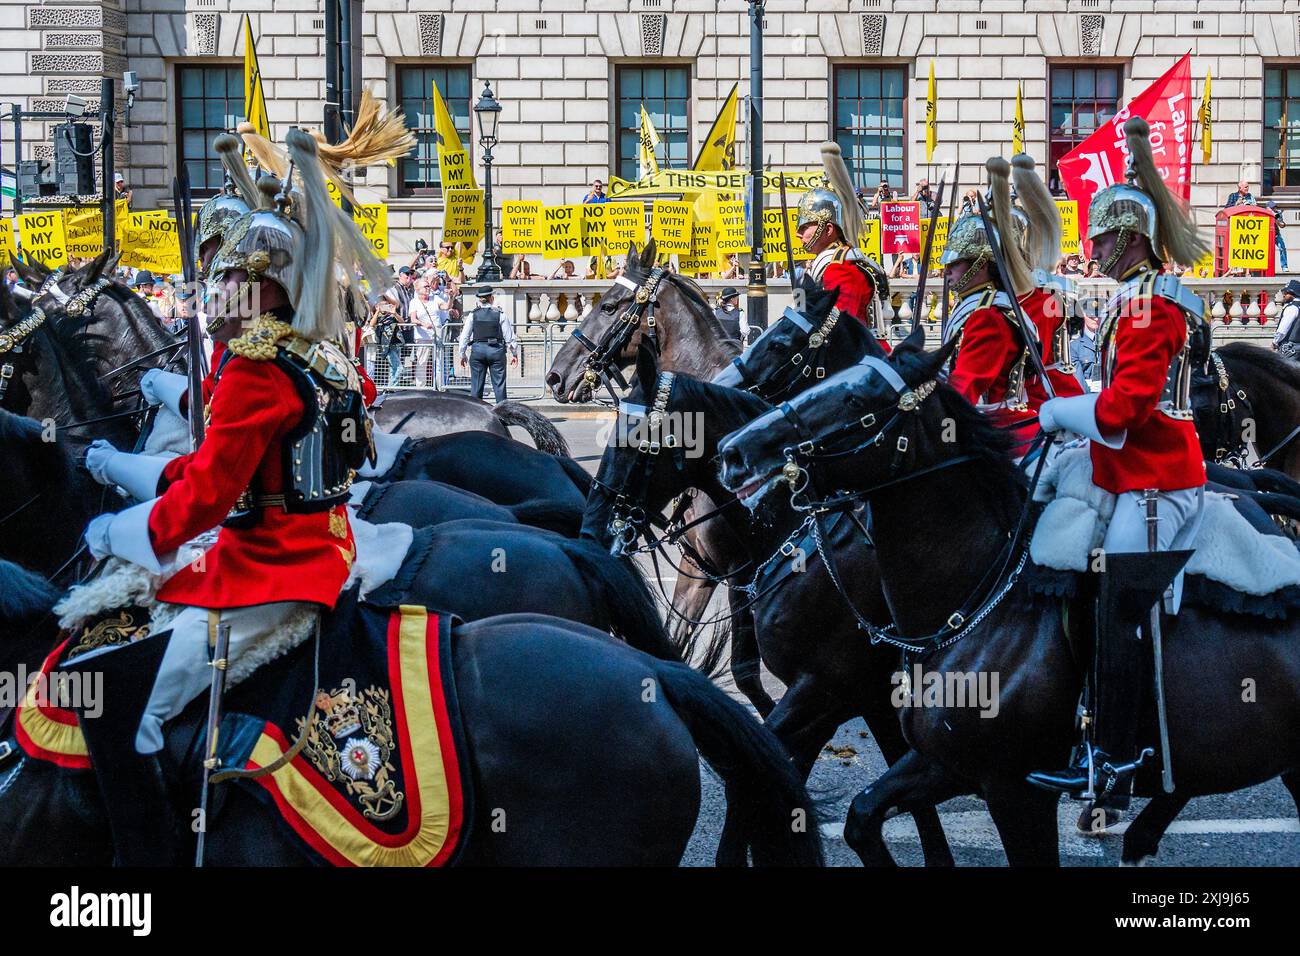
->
xmin=208 ymin=205 xmax=303 ymax=303
xmin=194 ymin=190 xmax=250 ymax=267
xmin=796 ymin=187 xmax=846 ymax=236
xmin=1087 ymin=182 xmax=1158 ymax=244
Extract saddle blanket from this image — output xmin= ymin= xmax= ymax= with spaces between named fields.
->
xmin=1030 ymin=443 xmax=1300 ymax=597
xmin=17 ymin=567 xmax=470 ymax=867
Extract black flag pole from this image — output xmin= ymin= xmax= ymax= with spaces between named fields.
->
xmin=772 ymin=157 xmax=797 ymax=286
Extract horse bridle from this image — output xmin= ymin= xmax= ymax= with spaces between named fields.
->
xmin=727 ymin=306 xmax=843 ymax=402
xmin=570 ymin=267 xmax=667 ymax=403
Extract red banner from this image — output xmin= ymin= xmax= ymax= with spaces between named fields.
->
xmin=881 ymin=200 xmax=921 ymax=255
xmin=1058 ymin=53 xmax=1193 ymax=254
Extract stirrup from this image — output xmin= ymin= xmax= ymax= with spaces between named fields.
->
xmin=1097 ymin=747 xmax=1155 ymax=801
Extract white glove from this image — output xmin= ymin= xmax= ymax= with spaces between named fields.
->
xmin=85 ymin=513 xmax=113 ymax=559
xmin=140 ymin=368 xmax=189 ymax=418
xmin=1038 ymin=398 xmax=1064 ymax=434
xmin=84 ymin=440 xmax=119 ymax=485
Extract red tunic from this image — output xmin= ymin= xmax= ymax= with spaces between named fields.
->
xmin=821 ymin=255 xmax=891 ymax=354
xmin=357 ymin=362 xmax=378 ymax=407
xmin=150 ymin=351 xmax=355 ymax=610
xmin=1091 ymin=283 xmax=1204 ymax=494
xmin=1019 ymin=287 xmax=1085 ymax=406
xmin=947 ymin=300 xmax=1038 ymax=448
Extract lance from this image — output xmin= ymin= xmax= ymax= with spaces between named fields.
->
xmin=938 ymin=163 xmax=961 ymax=332
xmin=171 ymin=168 xmax=205 ymax=448
xmin=974 ymin=192 xmax=1055 ymax=399
xmin=910 ymin=169 xmax=947 ymax=334
xmin=773 ymin=158 xmax=797 ymax=286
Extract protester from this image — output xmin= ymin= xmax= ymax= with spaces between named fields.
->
xmin=719 ymin=253 xmax=743 ymax=279
xmin=1224 ymin=180 xmax=1256 ymax=208
xmin=510 ymin=257 xmax=535 ymax=280
xmin=408 ymin=278 xmax=442 ymax=387
xmin=913 ymin=178 xmax=935 ymax=214
xmin=1267 ymin=201 xmax=1289 ymax=271
xmin=582 ymin=179 xmax=609 ymax=204
xmin=434 ymin=241 xmax=464 ymax=283
xmin=550 ymin=259 xmax=577 ymax=280
xmin=370 ymin=292 xmax=404 ymax=385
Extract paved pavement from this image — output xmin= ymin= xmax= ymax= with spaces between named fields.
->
xmin=506 ymin=409 xmax=1300 ymax=868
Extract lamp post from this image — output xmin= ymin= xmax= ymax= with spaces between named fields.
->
xmin=746 ymin=0 xmax=767 ymax=333
xmin=474 ymin=80 xmax=503 ymax=283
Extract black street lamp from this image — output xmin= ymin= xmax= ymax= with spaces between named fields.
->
xmin=474 ymin=80 xmax=503 ymax=283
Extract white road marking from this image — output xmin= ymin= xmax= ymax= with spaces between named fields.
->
xmin=819 ymin=810 xmax=1300 ymax=856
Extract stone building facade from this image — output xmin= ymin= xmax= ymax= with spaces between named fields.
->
xmin=2 ymin=0 xmax=1299 ymax=263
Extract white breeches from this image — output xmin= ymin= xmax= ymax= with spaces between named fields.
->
xmin=137 ymin=602 xmax=316 ymax=754
xmin=1102 ymin=486 xmax=1204 ymax=613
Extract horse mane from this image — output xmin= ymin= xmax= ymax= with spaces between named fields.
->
xmin=1218 ymin=341 xmax=1300 ymax=393
xmin=673 ymin=369 xmax=773 ymax=426
xmin=888 ymin=341 xmax=1028 ymax=522
xmin=0 ymin=559 xmax=59 ymax=623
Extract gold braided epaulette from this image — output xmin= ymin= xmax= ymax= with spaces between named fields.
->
xmin=228 ymin=315 xmax=294 ymax=360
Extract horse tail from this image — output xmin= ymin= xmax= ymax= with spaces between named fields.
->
xmin=506 ymin=498 xmax=583 ymax=536
xmin=492 ymin=401 xmax=570 ymax=457
xmin=563 ymin=541 xmax=680 ymax=662
xmin=556 ymin=453 xmax=594 ymax=497
xmin=652 ymin=660 xmax=824 ymax=867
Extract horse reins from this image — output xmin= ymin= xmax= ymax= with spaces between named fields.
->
xmin=728 ymin=306 xmax=844 ymax=402
xmin=571 ymin=268 xmax=667 ymax=404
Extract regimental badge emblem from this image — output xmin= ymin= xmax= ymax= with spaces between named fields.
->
xmin=67 ymin=609 xmax=151 ymax=660
xmin=298 ymin=684 xmax=405 ymax=821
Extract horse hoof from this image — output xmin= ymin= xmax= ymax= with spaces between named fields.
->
xmin=1076 ymin=805 xmax=1123 ymax=836
xmin=1119 ymin=855 xmax=1151 ymax=867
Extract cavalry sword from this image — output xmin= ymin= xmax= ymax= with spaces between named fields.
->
xmin=910 ymin=170 xmax=947 ymax=334
xmin=195 ymin=616 xmax=232 ymax=867
xmin=938 ymin=164 xmax=961 ymax=331
xmin=172 ymin=169 xmax=205 ymax=449
xmin=1145 ymin=489 xmax=1177 ymax=794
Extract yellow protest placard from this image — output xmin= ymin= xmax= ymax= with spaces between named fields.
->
xmin=0 ymin=219 xmax=16 ymax=267
xmin=64 ymin=206 xmax=106 ymax=259
xmin=1057 ymin=200 xmax=1080 ymax=255
xmin=442 ymin=189 xmax=484 ymax=247
xmin=501 ymin=201 xmax=542 ymax=254
xmin=761 ymin=208 xmax=808 ymax=262
xmin=859 ymin=219 xmax=882 ymax=260
xmin=606 ymin=202 xmax=644 ymax=251
xmin=1228 ymin=213 xmax=1272 ymax=271
xmin=651 ymin=201 xmax=693 ymax=255
xmin=541 ymin=204 xmax=584 ymax=259
xmin=919 ymin=215 xmax=949 ymax=266
xmin=1189 ymin=251 xmax=1215 ymax=279
xmin=679 ymin=220 xmax=719 ymax=276
xmin=580 ymin=202 xmax=612 ymax=256
xmin=714 ymin=198 xmax=748 ymax=255
xmin=121 ymin=215 xmax=182 ymax=275
xmin=352 ymin=204 xmax=388 ymax=258
xmin=608 ymin=169 xmax=821 ymax=200
xmin=17 ymin=210 xmax=68 ymax=269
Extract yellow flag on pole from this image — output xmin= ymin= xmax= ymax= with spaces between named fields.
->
xmin=694 ymin=83 xmax=740 ymax=172
xmin=1012 ymin=82 xmax=1025 ymax=155
xmin=925 ymin=62 xmax=937 ymax=164
xmin=242 ymin=15 xmax=269 ymax=140
xmin=432 ymin=80 xmax=477 ymax=190
xmin=639 ymin=105 xmax=662 ymax=179
xmin=1199 ymin=69 xmax=1213 ymax=165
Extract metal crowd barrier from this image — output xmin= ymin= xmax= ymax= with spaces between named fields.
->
xmin=360 ymin=321 xmax=561 ymax=398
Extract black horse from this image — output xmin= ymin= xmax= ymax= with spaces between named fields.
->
xmin=0 ymin=562 xmax=822 ymax=867
xmin=719 ymin=325 xmax=1300 ymax=866
xmin=1194 ymin=342 xmax=1300 ymax=482
xmin=583 ymin=341 xmax=955 ymax=866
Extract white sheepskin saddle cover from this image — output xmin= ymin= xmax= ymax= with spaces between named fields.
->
xmin=52 ymin=517 xmax=413 ymax=687
xmin=1030 ymin=443 xmax=1300 ymax=596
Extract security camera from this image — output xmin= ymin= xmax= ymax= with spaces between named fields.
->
xmin=122 ymin=71 xmax=139 ymax=96
xmin=63 ymin=94 xmax=87 ymax=117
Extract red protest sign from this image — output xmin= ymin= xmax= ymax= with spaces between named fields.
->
xmin=881 ymin=200 xmax=920 ymax=255
xmin=1058 ymin=53 xmax=1192 ymax=254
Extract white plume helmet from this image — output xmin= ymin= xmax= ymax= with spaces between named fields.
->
xmin=820 ymin=141 xmax=863 ymax=248
xmin=1010 ymin=153 xmax=1062 ymax=275
xmin=1123 ymin=116 xmax=1210 ymax=267
xmin=283 ymin=127 xmax=391 ymax=342
xmin=986 ymin=157 xmax=1033 ymax=296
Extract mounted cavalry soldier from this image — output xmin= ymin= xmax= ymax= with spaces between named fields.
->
xmin=795 ymin=142 xmax=889 ymax=347
xmin=67 ymin=128 xmax=391 ymax=864
xmin=940 ymin=157 xmax=1082 ymax=455
xmin=1027 ymin=117 xmax=1213 ymax=803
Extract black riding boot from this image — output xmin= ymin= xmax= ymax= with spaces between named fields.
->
xmin=1027 ymin=550 xmax=1191 ymax=802
xmin=56 ymin=631 xmax=184 ymax=866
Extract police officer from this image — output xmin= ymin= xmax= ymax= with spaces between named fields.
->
xmin=457 ymin=286 xmax=517 ymax=403
xmin=1272 ymin=278 xmax=1300 ymax=359
xmin=713 ymin=287 xmax=748 ymax=343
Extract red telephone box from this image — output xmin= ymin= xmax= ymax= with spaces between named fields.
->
xmin=1214 ymin=205 xmax=1276 ymax=277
